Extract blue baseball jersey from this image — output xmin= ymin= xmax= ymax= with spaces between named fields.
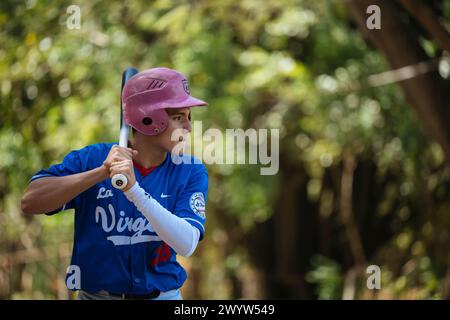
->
xmin=30 ymin=142 xmax=208 ymax=294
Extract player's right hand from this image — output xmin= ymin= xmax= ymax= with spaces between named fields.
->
xmin=102 ymin=145 xmax=138 ymax=173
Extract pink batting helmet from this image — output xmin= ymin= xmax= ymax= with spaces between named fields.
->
xmin=121 ymin=67 xmax=208 ymax=135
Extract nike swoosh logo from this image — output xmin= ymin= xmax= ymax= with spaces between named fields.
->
xmin=161 ymin=193 xmax=172 ymax=198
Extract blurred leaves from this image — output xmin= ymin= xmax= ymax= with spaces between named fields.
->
xmin=1 ymin=0 xmax=450 ymax=299
xmin=306 ymin=255 xmax=343 ymax=299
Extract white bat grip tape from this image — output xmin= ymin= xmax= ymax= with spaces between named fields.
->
xmin=112 ymin=173 xmax=128 ymax=189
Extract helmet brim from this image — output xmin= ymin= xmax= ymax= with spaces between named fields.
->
xmin=165 ymin=95 xmax=208 ymax=109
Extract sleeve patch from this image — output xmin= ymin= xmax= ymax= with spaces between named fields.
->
xmin=189 ymin=192 xmax=206 ymax=219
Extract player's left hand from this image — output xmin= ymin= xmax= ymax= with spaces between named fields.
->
xmin=109 ymin=159 xmax=136 ymax=192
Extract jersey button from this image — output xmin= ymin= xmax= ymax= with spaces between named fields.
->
xmin=134 ymin=277 xmax=141 ymax=284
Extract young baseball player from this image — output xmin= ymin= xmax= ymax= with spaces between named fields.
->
xmin=21 ymin=68 xmax=208 ymax=300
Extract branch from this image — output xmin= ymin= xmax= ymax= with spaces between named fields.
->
xmin=340 ymin=149 xmax=367 ymax=268
xmin=346 ymin=0 xmax=450 ymax=168
xmin=397 ymin=0 xmax=450 ymax=54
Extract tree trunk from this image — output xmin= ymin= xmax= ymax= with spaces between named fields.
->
xmin=347 ymin=0 xmax=450 ymax=166
xmin=245 ymin=154 xmax=318 ymax=299
xmin=397 ymin=0 xmax=450 ymax=54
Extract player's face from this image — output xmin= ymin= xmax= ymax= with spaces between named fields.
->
xmin=156 ymin=107 xmax=192 ymax=153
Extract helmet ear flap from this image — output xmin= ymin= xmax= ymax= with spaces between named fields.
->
xmin=136 ymin=108 xmax=168 ymax=135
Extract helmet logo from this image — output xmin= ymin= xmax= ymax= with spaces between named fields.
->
xmin=182 ymin=79 xmax=190 ymax=95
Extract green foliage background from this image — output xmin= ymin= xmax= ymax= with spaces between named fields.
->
xmin=1 ymin=0 xmax=449 ymax=299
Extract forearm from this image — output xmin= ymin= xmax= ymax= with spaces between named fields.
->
xmin=124 ymin=182 xmax=200 ymax=257
xmin=21 ymin=166 xmax=108 ymax=215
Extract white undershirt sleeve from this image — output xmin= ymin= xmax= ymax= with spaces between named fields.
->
xmin=124 ymin=182 xmax=200 ymax=257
